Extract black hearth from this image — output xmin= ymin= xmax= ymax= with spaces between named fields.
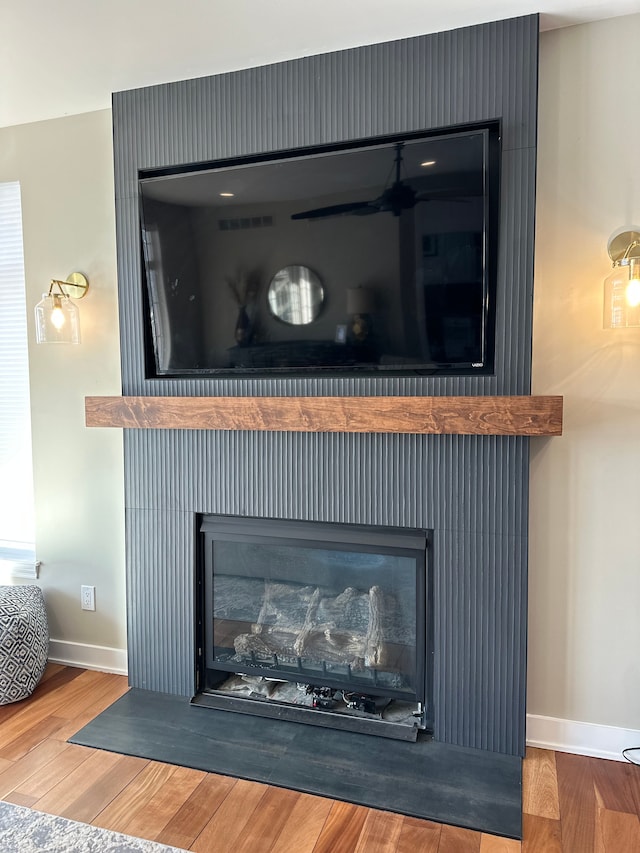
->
xmin=196 ymin=516 xmax=431 ymax=741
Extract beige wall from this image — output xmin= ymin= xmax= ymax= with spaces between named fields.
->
xmin=530 ymin=13 xmax=640 ymax=729
xmin=1 ymin=14 xmax=638 ymax=731
xmin=0 ymin=110 xmax=126 ymax=651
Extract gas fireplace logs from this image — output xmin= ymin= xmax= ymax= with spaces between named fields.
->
xmin=233 ymin=582 xmax=394 ymax=671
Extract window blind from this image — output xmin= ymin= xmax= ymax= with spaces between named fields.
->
xmin=0 ymin=181 xmax=35 ymax=555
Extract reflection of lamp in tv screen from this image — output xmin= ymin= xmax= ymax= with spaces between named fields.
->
xmin=347 ymin=286 xmax=374 ymax=343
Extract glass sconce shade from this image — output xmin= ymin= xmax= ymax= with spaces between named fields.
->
xmin=35 ymin=292 xmax=81 ymax=343
xmin=34 ymin=274 xmax=88 ymax=344
xmin=603 ymin=257 xmax=640 ymax=329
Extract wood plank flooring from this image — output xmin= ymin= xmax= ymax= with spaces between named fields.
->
xmin=0 ymin=665 xmax=638 ymax=852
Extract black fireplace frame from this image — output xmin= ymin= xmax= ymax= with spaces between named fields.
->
xmin=195 ymin=515 xmax=432 ymax=740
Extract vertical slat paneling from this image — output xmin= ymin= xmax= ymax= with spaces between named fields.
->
xmin=126 ymin=507 xmax=194 ymax=695
xmin=432 ymin=434 xmax=528 ymax=751
xmin=114 ymin=15 xmax=538 ymax=756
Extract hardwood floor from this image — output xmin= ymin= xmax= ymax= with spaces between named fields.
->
xmin=0 ymin=666 xmax=638 ymax=852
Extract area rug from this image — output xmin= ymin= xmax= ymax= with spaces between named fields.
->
xmin=0 ymin=801 xmax=188 ymax=853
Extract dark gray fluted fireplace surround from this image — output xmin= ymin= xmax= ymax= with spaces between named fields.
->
xmin=109 ymin=13 xmax=538 ymax=786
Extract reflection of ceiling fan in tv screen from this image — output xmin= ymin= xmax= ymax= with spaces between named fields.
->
xmin=291 ymin=142 xmax=469 ymax=221
xmin=138 ymin=122 xmax=500 ymax=378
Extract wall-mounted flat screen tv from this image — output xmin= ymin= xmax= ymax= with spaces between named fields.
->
xmin=139 ymin=123 xmax=500 ymax=377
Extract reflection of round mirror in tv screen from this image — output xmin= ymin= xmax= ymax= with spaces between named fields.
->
xmin=267 ymin=265 xmax=324 ymax=325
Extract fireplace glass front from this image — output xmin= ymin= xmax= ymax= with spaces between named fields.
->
xmin=198 ymin=516 xmax=430 ymax=740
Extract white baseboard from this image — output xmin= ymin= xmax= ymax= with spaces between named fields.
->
xmin=48 ymin=639 xmax=128 ymax=676
xmin=527 ymin=713 xmax=640 ymax=762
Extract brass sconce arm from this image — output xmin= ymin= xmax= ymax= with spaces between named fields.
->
xmin=49 ymin=272 xmax=89 ymax=299
xmin=607 ymin=230 xmax=640 ymax=265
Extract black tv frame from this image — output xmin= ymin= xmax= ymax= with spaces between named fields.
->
xmin=138 ymin=120 xmax=501 ymax=380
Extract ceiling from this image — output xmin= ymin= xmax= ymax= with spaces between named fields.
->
xmin=2 ymin=0 xmax=638 ymax=129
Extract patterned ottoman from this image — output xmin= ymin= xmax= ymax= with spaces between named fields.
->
xmin=0 ymin=586 xmax=49 ymax=704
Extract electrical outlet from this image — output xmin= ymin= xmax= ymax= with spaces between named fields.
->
xmin=81 ymin=585 xmax=95 ymax=611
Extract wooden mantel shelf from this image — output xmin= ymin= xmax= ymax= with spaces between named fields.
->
xmin=85 ymin=395 xmax=563 ymax=436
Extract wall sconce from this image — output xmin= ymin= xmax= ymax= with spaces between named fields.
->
xmin=34 ymin=273 xmax=89 ymax=344
xmin=346 ymin=286 xmax=374 ymax=343
xmin=603 ymin=230 xmax=640 ymax=328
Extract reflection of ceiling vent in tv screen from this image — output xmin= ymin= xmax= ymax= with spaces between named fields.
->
xmin=139 ymin=123 xmax=500 ymax=377
xmin=218 ymin=215 xmax=274 ymax=231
